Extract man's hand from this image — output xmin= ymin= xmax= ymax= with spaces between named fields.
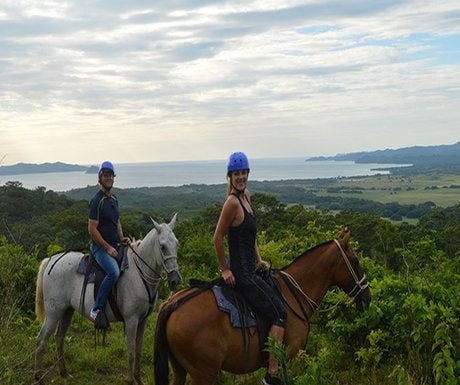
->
xmin=106 ymin=245 xmax=118 ymax=258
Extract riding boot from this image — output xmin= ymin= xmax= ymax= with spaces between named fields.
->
xmin=262 ymin=372 xmax=283 ymax=385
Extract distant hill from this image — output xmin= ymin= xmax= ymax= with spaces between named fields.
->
xmin=0 ymin=162 xmax=91 ymax=175
xmin=307 ymin=142 xmax=460 ymax=168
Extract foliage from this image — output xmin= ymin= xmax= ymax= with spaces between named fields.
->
xmin=319 ymin=248 xmax=460 ymax=385
xmin=0 ymin=183 xmax=459 ymax=384
xmin=0 ymin=236 xmax=39 ymax=324
xmin=266 ymin=336 xmax=291 ymax=384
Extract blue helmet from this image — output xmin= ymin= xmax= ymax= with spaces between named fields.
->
xmin=98 ymin=160 xmax=115 ymax=175
xmin=227 ymin=152 xmax=250 ymax=173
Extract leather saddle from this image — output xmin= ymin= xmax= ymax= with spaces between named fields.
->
xmin=77 ymin=246 xmax=129 ymax=329
xmin=189 ymin=269 xmax=283 ymax=356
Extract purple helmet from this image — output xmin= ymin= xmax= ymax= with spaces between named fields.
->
xmin=227 ymin=152 xmax=250 ymax=173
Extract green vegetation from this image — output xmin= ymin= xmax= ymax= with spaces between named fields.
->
xmin=0 ymin=176 xmax=459 ymax=384
xmin=61 ymin=171 xmax=460 ymax=225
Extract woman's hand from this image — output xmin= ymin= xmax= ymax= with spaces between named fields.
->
xmin=221 ymin=269 xmax=236 ymax=286
xmin=257 ymin=259 xmax=270 ymax=269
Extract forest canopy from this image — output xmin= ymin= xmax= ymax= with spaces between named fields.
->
xmin=0 ymin=180 xmax=458 ymax=385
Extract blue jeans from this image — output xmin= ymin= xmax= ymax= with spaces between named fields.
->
xmin=91 ymin=243 xmax=120 ymax=311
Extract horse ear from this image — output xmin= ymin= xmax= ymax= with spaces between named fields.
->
xmin=338 ymin=227 xmax=351 ymax=244
xmin=150 ymin=217 xmax=162 ymax=233
xmin=168 ymin=213 xmax=178 ymax=230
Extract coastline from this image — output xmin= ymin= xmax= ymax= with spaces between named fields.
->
xmin=0 ymin=159 xmax=404 ymax=192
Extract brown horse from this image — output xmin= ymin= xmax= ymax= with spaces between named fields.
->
xmin=154 ymin=229 xmax=371 ymax=385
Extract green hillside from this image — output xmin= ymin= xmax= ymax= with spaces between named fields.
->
xmin=0 ymin=180 xmax=459 ymax=384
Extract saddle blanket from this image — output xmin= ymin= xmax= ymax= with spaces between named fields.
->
xmin=212 ymin=285 xmax=257 ymax=328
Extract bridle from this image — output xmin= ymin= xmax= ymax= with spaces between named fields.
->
xmin=129 ymin=236 xmax=179 ymax=286
xmin=333 ymin=239 xmax=369 ymax=301
xmin=157 ymin=237 xmax=179 ymax=275
xmin=277 ymin=238 xmax=369 ymax=321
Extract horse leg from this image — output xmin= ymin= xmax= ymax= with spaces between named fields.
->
xmin=171 ymin=357 xmax=187 ymax=385
xmin=55 ymin=308 xmax=74 ymax=378
xmin=188 ymin=366 xmax=219 ymax=385
xmin=125 ymin=317 xmax=139 ymax=385
xmin=133 ymin=317 xmax=148 ymax=385
xmin=190 ymin=372 xmax=219 ymax=385
xmin=35 ymin=316 xmax=59 ymax=384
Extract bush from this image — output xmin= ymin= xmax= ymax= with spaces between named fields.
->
xmin=0 ymin=237 xmax=39 ymax=325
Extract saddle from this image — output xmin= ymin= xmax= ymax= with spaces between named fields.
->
xmin=77 ymin=246 xmax=129 ymax=330
xmin=190 ymin=269 xmax=283 ymax=358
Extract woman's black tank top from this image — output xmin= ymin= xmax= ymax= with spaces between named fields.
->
xmin=228 ymin=193 xmax=257 ymax=277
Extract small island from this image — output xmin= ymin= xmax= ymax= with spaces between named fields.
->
xmin=0 ymin=162 xmax=93 ymax=176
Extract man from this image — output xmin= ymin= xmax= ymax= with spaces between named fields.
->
xmin=88 ymin=160 xmax=130 ymax=322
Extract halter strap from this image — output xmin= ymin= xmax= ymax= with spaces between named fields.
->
xmin=333 ymin=239 xmax=369 ymax=300
xmin=129 ymin=240 xmax=179 ymax=286
xmin=231 ymin=192 xmax=254 ymax=215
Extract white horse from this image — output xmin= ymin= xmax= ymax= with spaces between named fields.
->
xmin=34 ymin=215 xmax=181 ymax=385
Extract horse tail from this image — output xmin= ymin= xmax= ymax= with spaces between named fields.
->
xmin=154 ymin=285 xmax=212 ymax=385
xmin=35 ymin=258 xmax=50 ymax=324
xmin=154 ymin=302 xmax=174 ymax=385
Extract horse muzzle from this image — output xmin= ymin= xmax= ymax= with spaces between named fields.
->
xmin=167 ymin=270 xmax=181 ymax=290
xmin=355 ymin=288 xmax=371 ymax=312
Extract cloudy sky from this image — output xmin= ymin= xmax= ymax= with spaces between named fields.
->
xmin=1 ymin=0 xmax=459 ymax=165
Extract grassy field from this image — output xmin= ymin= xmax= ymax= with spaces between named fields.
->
xmin=1 ymin=311 xmax=266 ymax=385
xmin=315 ymin=172 xmax=460 ymax=207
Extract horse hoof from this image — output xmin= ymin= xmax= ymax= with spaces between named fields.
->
xmin=61 ymin=370 xmax=73 ymax=379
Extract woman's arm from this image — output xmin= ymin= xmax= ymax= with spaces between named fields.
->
xmin=213 ymin=197 xmax=238 ymax=285
xmin=255 ymin=241 xmax=270 ymax=268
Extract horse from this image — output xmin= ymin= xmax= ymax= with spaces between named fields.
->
xmin=34 ymin=215 xmax=181 ymax=385
xmin=154 ymin=229 xmax=371 ymax=385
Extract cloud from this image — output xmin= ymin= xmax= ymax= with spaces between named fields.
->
xmin=0 ymin=0 xmax=459 ymax=163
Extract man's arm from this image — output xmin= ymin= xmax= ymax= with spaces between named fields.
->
xmin=88 ymin=219 xmax=118 ymax=257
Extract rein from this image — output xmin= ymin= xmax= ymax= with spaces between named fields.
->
xmin=128 ymin=238 xmax=178 ymax=322
xmin=277 ymin=271 xmax=316 ymax=323
xmin=277 ymin=238 xmax=369 ymax=322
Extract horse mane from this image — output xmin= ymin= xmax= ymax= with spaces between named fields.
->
xmin=281 ymin=239 xmax=334 ymax=270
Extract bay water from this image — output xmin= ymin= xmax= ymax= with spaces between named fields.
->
xmin=0 ymin=158 xmax=405 ymax=192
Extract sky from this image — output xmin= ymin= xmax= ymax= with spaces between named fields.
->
xmin=1 ymin=0 xmax=459 ymax=165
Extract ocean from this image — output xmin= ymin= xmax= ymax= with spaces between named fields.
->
xmin=0 ymin=158 xmax=405 ymax=192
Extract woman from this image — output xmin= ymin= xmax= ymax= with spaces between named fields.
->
xmin=213 ymin=152 xmax=286 ymax=385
